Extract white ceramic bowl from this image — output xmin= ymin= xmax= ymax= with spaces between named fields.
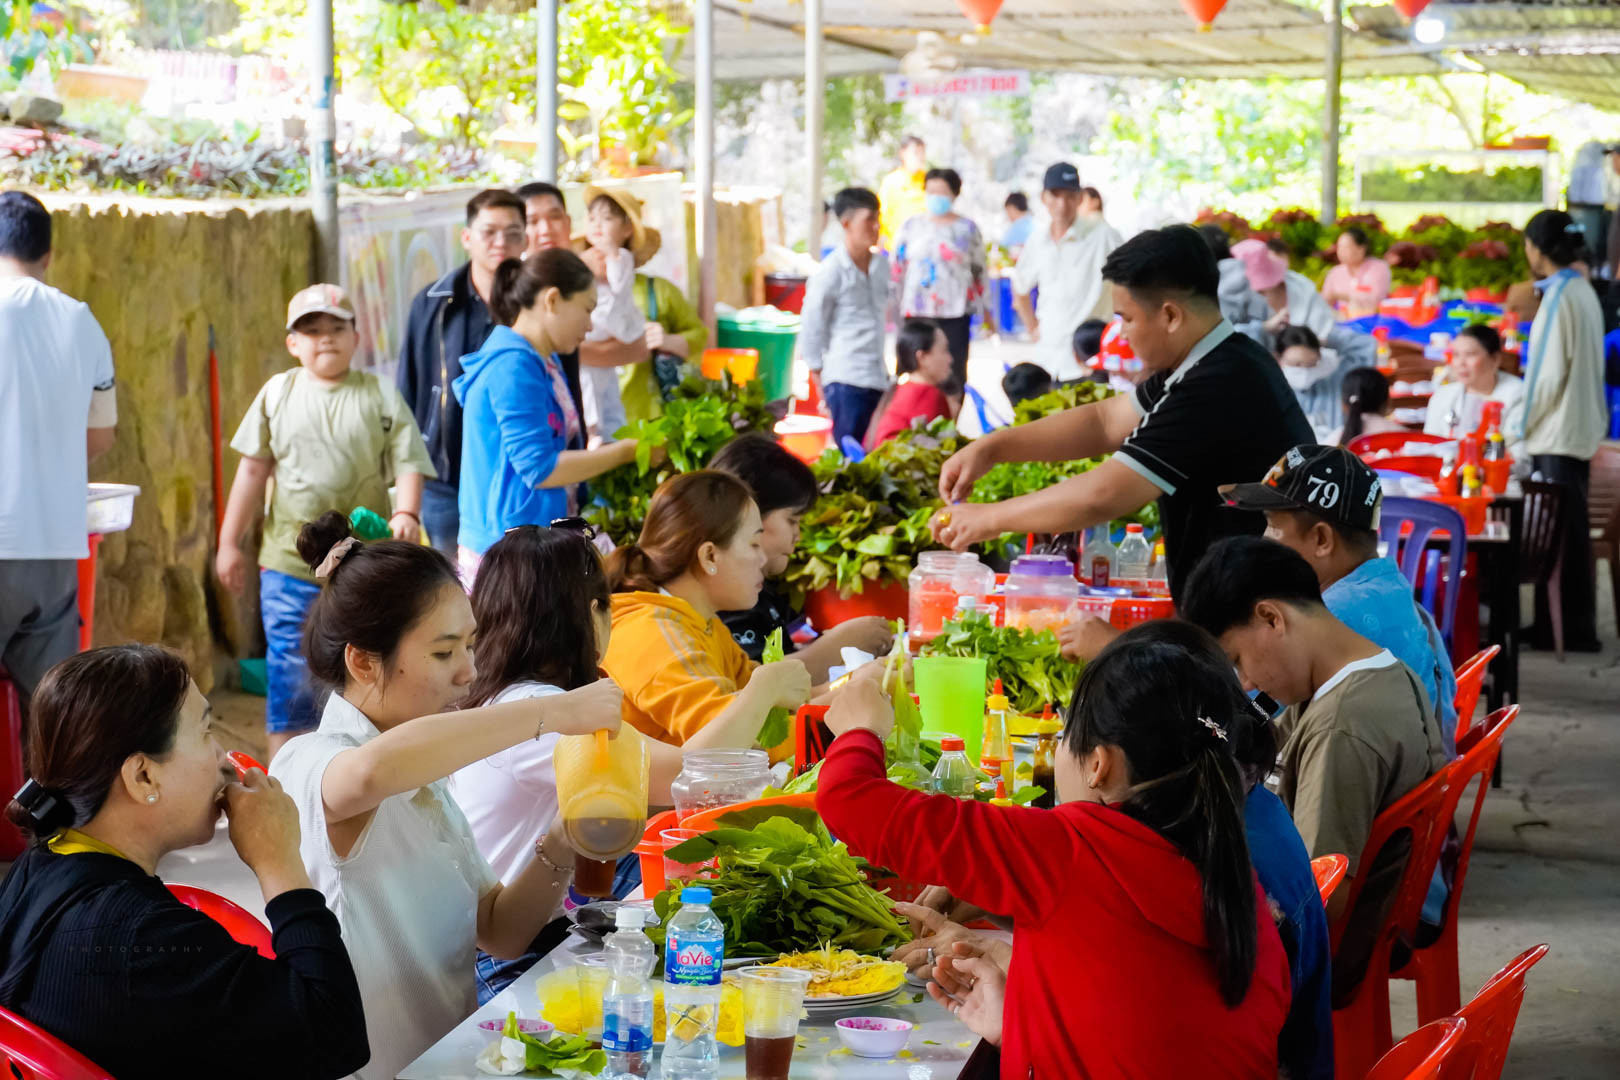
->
xmin=835 ymin=1017 xmax=913 ymax=1058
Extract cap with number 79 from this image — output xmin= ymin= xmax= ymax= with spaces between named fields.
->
xmin=1221 ymin=444 xmax=1382 ymax=531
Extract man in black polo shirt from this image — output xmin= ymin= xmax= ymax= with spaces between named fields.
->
xmin=934 ymin=224 xmax=1312 ymax=599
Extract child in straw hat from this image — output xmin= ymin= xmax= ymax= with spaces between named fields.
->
xmin=577 ymin=186 xmax=662 ymax=443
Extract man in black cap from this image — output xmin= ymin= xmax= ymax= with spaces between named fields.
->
xmin=936 ymin=225 xmax=1312 ymax=607
xmin=1224 ymin=444 xmax=1460 ymax=753
xmin=1009 ymin=161 xmax=1122 ymax=379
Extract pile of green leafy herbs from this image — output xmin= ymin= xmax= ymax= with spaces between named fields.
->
xmin=651 ymin=811 xmax=910 ymax=958
xmin=1010 ymin=380 xmax=1114 ymax=426
xmin=585 ymin=373 xmax=777 ymax=545
xmin=920 ymin=609 xmax=1079 ymax=716
xmin=494 ymin=1013 xmax=607 ymax=1075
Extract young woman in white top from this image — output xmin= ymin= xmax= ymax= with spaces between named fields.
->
xmin=270 ymin=511 xmax=621 ymax=1080
xmin=450 ymin=518 xmax=799 ymax=999
xmin=1423 ymin=324 xmax=1525 ymax=442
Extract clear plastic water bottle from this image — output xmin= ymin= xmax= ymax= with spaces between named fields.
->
xmin=602 ymin=906 xmax=656 ymax=1079
xmin=931 ymin=735 xmax=977 ymax=797
xmin=1115 ymin=524 xmax=1150 ymax=586
xmin=661 ymin=886 xmax=725 ymax=1080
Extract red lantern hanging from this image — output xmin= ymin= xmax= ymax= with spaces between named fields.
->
xmin=956 ymin=0 xmax=1005 ymax=32
xmin=1179 ymin=0 xmax=1228 ymax=31
xmin=1392 ymin=0 xmax=1432 ymax=17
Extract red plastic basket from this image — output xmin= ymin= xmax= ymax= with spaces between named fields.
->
xmin=1071 ymin=593 xmax=1175 ymax=630
xmin=802 ymin=580 xmax=909 ymax=631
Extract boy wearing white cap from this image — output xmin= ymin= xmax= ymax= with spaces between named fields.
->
xmin=216 ymin=284 xmax=437 ymax=758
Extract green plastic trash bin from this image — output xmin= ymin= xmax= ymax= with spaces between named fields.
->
xmin=717 ymin=310 xmax=798 ymax=402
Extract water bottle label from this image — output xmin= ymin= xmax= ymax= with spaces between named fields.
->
xmin=602 ymin=1021 xmax=653 ymax=1053
xmin=665 ymin=934 xmax=724 ymax=986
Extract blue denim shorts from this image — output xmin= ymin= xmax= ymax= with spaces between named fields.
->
xmin=259 ymin=568 xmax=322 ymax=734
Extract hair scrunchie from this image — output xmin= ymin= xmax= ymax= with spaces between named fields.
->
xmin=315 ymin=537 xmax=362 ymax=583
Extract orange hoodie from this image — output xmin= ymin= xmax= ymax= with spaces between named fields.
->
xmin=604 ymin=591 xmax=762 ymax=748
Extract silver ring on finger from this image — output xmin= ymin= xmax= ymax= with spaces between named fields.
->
xmin=926 ymin=946 xmax=936 ymax=966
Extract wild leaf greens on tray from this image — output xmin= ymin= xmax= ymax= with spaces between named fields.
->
xmin=651 ymin=816 xmax=910 ymax=959
xmin=921 ymin=609 xmax=1080 ymax=716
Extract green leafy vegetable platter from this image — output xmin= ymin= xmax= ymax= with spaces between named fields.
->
xmin=651 ymin=810 xmax=911 ymax=961
xmin=920 ymin=609 xmax=1080 ymax=716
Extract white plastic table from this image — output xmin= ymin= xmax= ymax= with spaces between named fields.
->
xmin=398 ymin=947 xmax=978 ymax=1080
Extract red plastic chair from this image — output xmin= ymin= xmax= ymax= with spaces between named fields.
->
xmin=1366 ymin=1017 xmax=1468 ymax=1080
xmin=166 ymin=883 xmax=275 ymax=959
xmin=1392 ymin=707 xmax=1521 ymax=1025
xmin=1330 ymin=764 xmax=1455 ymax=1079
xmin=1450 ymin=646 xmax=1500 ymax=747
xmin=1375 ymin=454 xmax=1445 ymax=480
xmin=1445 ymin=944 xmax=1549 ymax=1080
xmin=1311 ymin=853 xmax=1348 ymax=907
xmin=0 ymin=1005 xmax=116 ymax=1080
xmin=1349 ymin=431 xmax=1449 ymax=458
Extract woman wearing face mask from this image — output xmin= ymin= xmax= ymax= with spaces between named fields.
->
xmin=269 ymin=512 xmax=623 ymax=1080
xmin=818 ymin=620 xmax=1290 ymax=1077
xmin=452 ymin=521 xmax=801 ymax=999
xmin=453 ymin=248 xmax=646 ymax=585
xmin=1273 ymin=324 xmax=1373 ymax=442
xmin=601 ymin=470 xmax=813 ymax=755
xmin=0 ymin=646 xmax=369 ymax=1080
xmin=1423 ymin=324 xmax=1525 ymax=442
xmin=711 ymin=434 xmax=894 ymax=677
xmin=892 ymin=167 xmax=989 ymax=387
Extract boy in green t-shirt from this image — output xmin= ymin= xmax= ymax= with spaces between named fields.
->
xmin=217 ymin=284 xmax=436 ymax=757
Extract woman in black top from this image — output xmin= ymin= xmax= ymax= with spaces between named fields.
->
xmin=711 ymin=433 xmax=893 ymax=676
xmin=0 ymin=645 xmax=369 ymax=1079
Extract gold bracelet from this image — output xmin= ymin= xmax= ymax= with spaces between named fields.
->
xmin=533 ymin=833 xmax=571 ymax=876
xmin=535 ymin=700 xmax=547 ymax=742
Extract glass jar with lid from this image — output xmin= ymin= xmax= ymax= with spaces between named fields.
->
xmin=909 ymin=551 xmax=996 ymax=643
xmin=670 ymin=748 xmax=773 ymax=823
xmin=1004 ymin=554 xmax=1079 ymax=631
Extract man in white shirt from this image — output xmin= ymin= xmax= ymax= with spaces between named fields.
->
xmin=0 ymin=191 xmax=117 ymax=703
xmin=1012 ymin=162 xmax=1123 ymax=380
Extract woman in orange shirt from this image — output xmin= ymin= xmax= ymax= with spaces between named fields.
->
xmin=602 ymin=471 xmax=811 ymax=751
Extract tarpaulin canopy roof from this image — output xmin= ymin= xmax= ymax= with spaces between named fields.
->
xmin=706 ymin=0 xmax=1620 ymax=111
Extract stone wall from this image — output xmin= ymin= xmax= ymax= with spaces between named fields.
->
xmin=38 ymin=185 xmax=773 ymax=692
xmin=43 ymin=194 xmax=316 ymax=691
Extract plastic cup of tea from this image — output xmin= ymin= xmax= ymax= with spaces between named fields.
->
xmin=574 ymin=854 xmax=617 ymax=898
xmin=572 ymin=954 xmax=611 ymax=1042
xmin=661 ymin=828 xmax=708 ymax=882
xmin=736 ymin=966 xmax=814 ymax=1080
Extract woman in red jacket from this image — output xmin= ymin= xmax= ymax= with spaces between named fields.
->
xmin=820 ymin=620 xmax=1291 ymax=1079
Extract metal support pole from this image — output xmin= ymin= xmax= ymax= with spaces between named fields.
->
xmin=805 ymin=0 xmax=825 ymax=256
xmin=310 ymin=0 xmax=339 ymax=280
xmin=536 ymin=0 xmax=559 ymax=179
xmin=1321 ymin=0 xmax=1343 ymax=224
xmin=696 ymin=0 xmax=717 ymax=328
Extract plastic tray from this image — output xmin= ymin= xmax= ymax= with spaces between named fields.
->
xmin=87 ymin=482 xmax=140 ymax=534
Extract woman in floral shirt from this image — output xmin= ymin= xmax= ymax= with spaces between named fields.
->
xmin=892 ymin=168 xmax=989 ymax=387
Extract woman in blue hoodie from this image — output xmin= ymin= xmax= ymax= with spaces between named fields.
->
xmin=453 ymin=249 xmax=643 ymax=583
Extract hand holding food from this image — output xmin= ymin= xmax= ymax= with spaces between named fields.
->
xmin=825 ymin=672 xmax=893 ymax=741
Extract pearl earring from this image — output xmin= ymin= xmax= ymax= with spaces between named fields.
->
xmin=146 ymin=794 xmax=158 ymax=804
xmin=706 ymin=566 xmax=717 ymax=575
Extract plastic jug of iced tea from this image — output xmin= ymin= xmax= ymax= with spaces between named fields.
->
xmin=554 ymin=724 xmax=651 ymax=897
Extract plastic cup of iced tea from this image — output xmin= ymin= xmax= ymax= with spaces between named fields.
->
xmin=736 ymin=966 xmax=814 ymax=1080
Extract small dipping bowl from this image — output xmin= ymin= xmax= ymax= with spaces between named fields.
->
xmin=478 ymin=1018 xmax=554 ymax=1038
xmin=834 ymin=1017 xmax=913 ymax=1058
